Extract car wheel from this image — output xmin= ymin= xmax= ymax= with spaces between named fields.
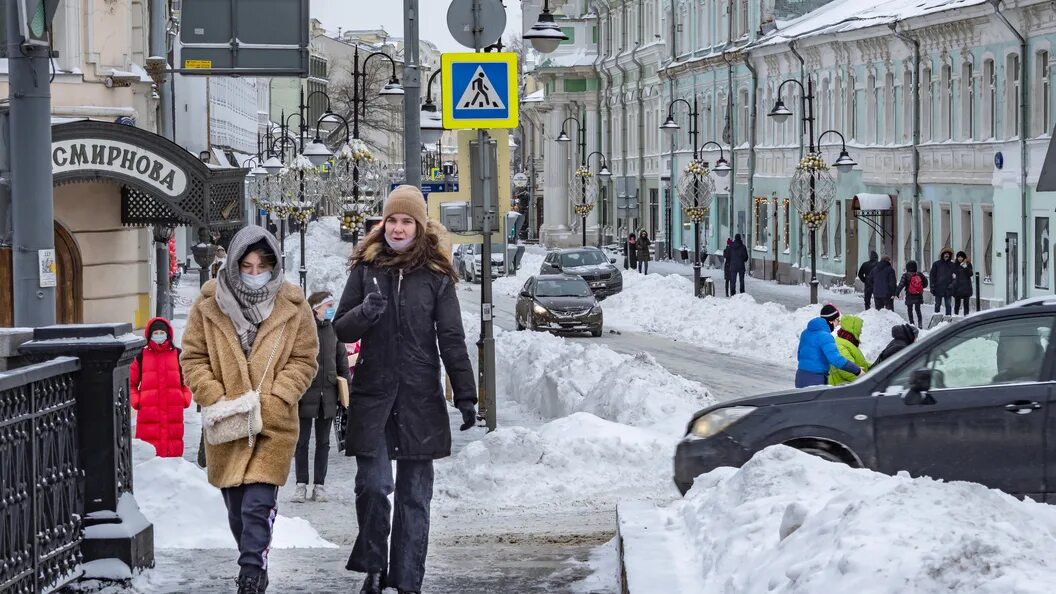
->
xmin=515 ymin=316 xmax=525 ymax=331
xmin=797 ymin=446 xmax=849 ymax=465
xmin=590 ymin=325 xmax=603 ymax=338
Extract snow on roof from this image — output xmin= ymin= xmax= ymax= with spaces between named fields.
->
xmin=755 ymin=0 xmax=989 ymax=48
xmin=523 ymin=88 xmax=546 ymax=103
xmin=854 ymin=193 xmax=894 ymax=211
xmin=536 ymin=49 xmax=596 ymax=69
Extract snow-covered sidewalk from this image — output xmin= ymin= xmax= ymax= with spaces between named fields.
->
xmin=616 ymin=446 xmax=1056 ymax=594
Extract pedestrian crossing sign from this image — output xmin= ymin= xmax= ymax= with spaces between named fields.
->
xmin=441 ymin=52 xmax=519 ymax=129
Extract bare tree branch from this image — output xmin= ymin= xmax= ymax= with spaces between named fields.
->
xmin=326 ymin=52 xmax=404 ymax=151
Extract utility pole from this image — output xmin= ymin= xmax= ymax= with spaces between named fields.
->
xmin=403 ymin=0 xmax=422 ymax=187
xmin=150 ymin=0 xmax=174 ymax=318
xmin=7 ymin=0 xmax=57 ymax=327
xmin=475 ymin=0 xmax=497 ymax=431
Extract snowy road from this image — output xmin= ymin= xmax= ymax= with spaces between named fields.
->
xmin=458 ymin=282 xmax=792 ymax=403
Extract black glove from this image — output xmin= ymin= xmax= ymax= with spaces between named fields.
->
xmin=359 ymin=291 xmax=387 ymax=323
xmin=456 ymin=400 xmax=477 ymax=431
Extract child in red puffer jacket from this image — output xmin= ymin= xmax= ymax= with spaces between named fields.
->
xmin=131 ymin=317 xmax=193 ymax=457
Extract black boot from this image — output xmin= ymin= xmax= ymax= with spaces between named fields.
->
xmin=359 ymin=572 xmax=385 ymax=594
xmin=235 ymin=570 xmax=268 ymax=594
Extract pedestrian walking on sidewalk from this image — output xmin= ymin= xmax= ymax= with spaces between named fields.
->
xmin=130 ymin=317 xmax=193 ymax=457
xmin=334 ymin=185 xmax=477 ymax=594
xmin=857 ymin=251 xmax=879 ymax=310
xmin=727 ymin=234 xmax=749 ymax=295
xmin=868 ymin=255 xmax=897 ymax=311
xmin=292 ymin=291 xmax=353 ymax=504
xmin=795 ymin=304 xmax=863 ymax=388
xmin=896 ymin=260 xmax=928 ymax=328
xmin=828 ymin=314 xmax=870 ymax=386
xmin=181 ymin=226 xmax=320 ymax=594
xmin=680 ymin=244 xmax=689 ymax=263
xmin=953 ymin=251 xmax=974 ymax=316
xmin=636 ymin=230 xmax=652 ymax=274
xmin=929 ymin=248 xmax=957 ymax=316
xmin=625 ymin=233 xmax=637 ymax=270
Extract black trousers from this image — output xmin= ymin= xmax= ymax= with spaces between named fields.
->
xmin=954 ymin=296 xmax=971 ymax=316
xmin=907 ymin=302 xmax=923 ymax=327
xmin=347 ymin=439 xmax=435 ymax=593
xmin=221 ymin=483 xmax=279 ymax=576
xmin=734 ymin=271 xmax=745 ymax=294
xmin=933 ymin=295 xmax=952 ymax=315
xmin=863 ymin=288 xmax=873 ymax=310
xmin=874 ymin=296 xmax=894 ymax=311
xmin=295 ymin=415 xmax=334 ymax=485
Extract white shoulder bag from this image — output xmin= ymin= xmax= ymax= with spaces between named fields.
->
xmin=202 ymin=324 xmax=286 ymax=447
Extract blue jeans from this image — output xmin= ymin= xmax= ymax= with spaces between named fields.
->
xmin=795 ymin=369 xmax=828 ymax=388
xmin=933 ymin=295 xmax=952 ymax=315
xmin=346 ymin=439 xmax=434 ymax=592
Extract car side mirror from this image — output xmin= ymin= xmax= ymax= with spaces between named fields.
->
xmin=610 ymin=258 xmax=617 ymax=264
xmin=520 ymin=290 xmax=531 ymax=298
xmin=903 ymin=369 xmax=937 ymax=406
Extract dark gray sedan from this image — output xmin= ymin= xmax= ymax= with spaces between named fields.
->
xmin=675 ymin=301 xmax=1056 ymax=501
xmin=515 ymin=275 xmax=603 ymax=337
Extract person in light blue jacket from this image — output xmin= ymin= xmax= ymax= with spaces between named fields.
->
xmin=796 ymin=304 xmax=863 ymax=388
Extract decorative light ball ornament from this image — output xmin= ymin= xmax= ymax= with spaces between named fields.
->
xmin=789 ymin=152 xmax=837 ymax=230
xmin=574 ymin=165 xmax=593 ymax=179
xmin=677 ymin=160 xmax=716 ymax=223
xmin=567 ymin=168 xmax=599 ymax=213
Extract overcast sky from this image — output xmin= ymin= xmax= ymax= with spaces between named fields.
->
xmin=310 ymin=1 xmax=523 ymax=53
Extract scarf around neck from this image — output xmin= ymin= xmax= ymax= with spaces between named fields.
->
xmin=214 ymin=226 xmax=285 ymax=355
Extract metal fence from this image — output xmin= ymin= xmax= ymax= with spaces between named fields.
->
xmin=0 ymin=357 xmax=83 ymax=593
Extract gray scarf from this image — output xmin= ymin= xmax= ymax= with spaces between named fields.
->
xmin=214 ymin=225 xmax=285 ymax=354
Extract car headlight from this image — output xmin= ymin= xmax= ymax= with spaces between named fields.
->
xmin=533 ymin=304 xmax=548 ymax=316
xmin=590 ymin=304 xmax=602 ymax=315
xmin=689 ymin=406 xmax=756 ymax=439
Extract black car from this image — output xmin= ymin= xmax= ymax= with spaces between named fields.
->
xmin=515 ymin=274 xmax=603 ymax=337
xmin=540 ymin=247 xmax=622 ymax=299
xmin=674 ymin=300 xmax=1056 ymax=501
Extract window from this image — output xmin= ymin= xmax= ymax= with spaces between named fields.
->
xmin=963 ymin=61 xmax=975 ymax=140
xmin=783 ymin=199 xmax=791 ymax=251
xmin=922 ymin=205 xmax=933 ymax=265
xmin=1036 ymin=216 xmax=1050 ymax=290
xmin=960 ymin=207 xmax=974 ymax=262
xmin=888 ymin=316 xmax=1053 ymax=389
xmin=738 ymin=0 xmax=749 ymax=37
xmin=984 ymin=59 xmax=997 ymax=139
xmin=940 ymin=205 xmax=952 ymax=251
xmin=983 ymin=208 xmax=994 ymax=280
xmin=852 ymin=78 xmax=861 ymax=141
xmin=821 ymin=211 xmax=830 ymax=258
xmin=1008 ymin=53 xmax=1021 ymax=138
xmin=884 ymin=72 xmax=895 ymax=144
xmin=867 ymin=74 xmax=877 ymax=144
xmin=922 ymin=67 xmax=933 ymax=141
xmin=903 ymin=206 xmax=914 ymax=264
xmin=754 ymin=198 xmax=769 ymax=249
xmin=941 ymin=64 xmax=953 ymax=141
xmin=739 ymin=89 xmax=750 ymax=145
xmin=1037 ymin=50 xmax=1051 ymax=136
xmin=902 ymin=69 xmax=913 ymax=143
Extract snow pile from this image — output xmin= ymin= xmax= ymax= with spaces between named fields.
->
xmin=435 ymin=413 xmax=678 ymax=513
xmin=604 ymin=273 xmax=905 ymax=367
xmin=491 ymin=249 xmax=546 ymax=297
xmin=496 ymin=328 xmax=714 ymax=435
xmin=674 ymin=446 xmax=1056 ymax=593
xmin=282 ymin=217 xmax=354 ymax=298
xmin=132 ymin=442 xmax=336 ymax=549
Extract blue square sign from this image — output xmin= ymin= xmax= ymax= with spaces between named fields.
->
xmin=441 ymin=52 xmax=519 ymax=129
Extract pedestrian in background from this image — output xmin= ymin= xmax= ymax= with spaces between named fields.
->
xmin=292 ymin=291 xmax=353 ymax=504
xmin=181 ymin=226 xmax=319 ymax=594
xmin=334 ymin=186 xmax=477 ymax=594
xmin=728 ymin=234 xmax=749 ymax=295
xmin=868 ymin=255 xmax=897 ymax=310
xmin=929 ymin=248 xmax=956 ymax=316
xmin=625 ymin=232 xmax=637 ymax=271
xmin=828 ymin=314 xmax=870 ymax=386
xmin=680 ymin=244 xmax=689 ymax=263
xmin=722 ymin=238 xmax=733 ymax=296
xmin=953 ymin=251 xmax=974 ymax=316
xmin=857 ymin=251 xmax=879 ymax=310
xmin=896 ymin=260 xmax=928 ymax=328
xmin=130 ymin=317 xmax=192 ymax=457
xmin=211 ymin=246 xmax=227 ymax=279
xmin=636 ymin=230 xmax=652 ymax=274
xmin=795 ymin=304 xmax=863 ymax=388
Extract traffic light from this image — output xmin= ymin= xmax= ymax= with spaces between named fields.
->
xmin=18 ymin=0 xmax=59 ymax=47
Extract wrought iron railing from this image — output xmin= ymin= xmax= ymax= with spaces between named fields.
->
xmin=0 ymin=357 xmax=83 ymax=593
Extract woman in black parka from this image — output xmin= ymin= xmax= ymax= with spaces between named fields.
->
xmin=292 ymin=291 xmax=352 ymax=504
xmin=334 ymin=185 xmax=476 ymax=594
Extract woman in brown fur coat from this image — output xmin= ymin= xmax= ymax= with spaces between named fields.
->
xmin=334 ymin=185 xmax=477 ymax=594
xmin=181 ymin=225 xmax=318 ymax=594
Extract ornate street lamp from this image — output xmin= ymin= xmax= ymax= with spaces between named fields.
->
xmin=524 ymin=0 xmax=568 ymax=54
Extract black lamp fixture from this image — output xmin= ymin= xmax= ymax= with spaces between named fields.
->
xmin=524 ymin=0 xmax=568 ymax=54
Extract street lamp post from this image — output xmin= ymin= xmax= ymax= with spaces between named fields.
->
xmin=767 ymin=78 xmax=857 ymax=304
xmin=556 ymin=116 xmax=589 ymax=246
xmin=586 ymin=151 xmax=612 ymax=248
xmin=661 ymin=97 xmax=705 ymax=295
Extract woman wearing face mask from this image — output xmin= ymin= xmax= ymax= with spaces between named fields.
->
xmin=181 ymin=225 xmax=319 ymax=594
xmin=291 ymin=291 xmax=353 ymax=504
xmin=334 ymin=185 xmax=477 ymax=594
xmin=130 ymin=317 xmax=193 ymax=457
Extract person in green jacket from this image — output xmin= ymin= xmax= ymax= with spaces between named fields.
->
xmin=829 ymin=315 xmax=871 ymax=385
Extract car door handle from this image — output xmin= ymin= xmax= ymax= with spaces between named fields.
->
xmin=1005 ymin=401 xmax=1043 ymax=414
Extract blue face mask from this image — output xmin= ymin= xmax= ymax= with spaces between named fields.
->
xmin=324 ymin=307 xmax=336 ymax=321
xmin=151 ymin=332 xmax=167 ymax=345
xmin=241 ymin=271 xmax=271 ymax=289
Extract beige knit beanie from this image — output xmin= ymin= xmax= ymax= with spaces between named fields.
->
xmin=382 ymin=185 xmax=428 ymax=231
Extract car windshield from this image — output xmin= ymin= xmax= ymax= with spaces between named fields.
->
xmin=535 ymin=279 xmax=592 ymax=297
xmin=559 ymin=250 xmax=606 ymax=267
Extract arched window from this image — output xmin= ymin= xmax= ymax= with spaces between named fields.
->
xmin=1036 ymin=50 xmax=1051 ymax=136
xmin=1007 ymin=53 xmax=1021 ymax=138
xmin=983 ymin=59 xmax=996 ymax=139
xmin=847 ymin=74 xmax=858 ymax=141
xmin=962 ymin=60 xmax=975 ymax=140
xmin=922 ymin=66 xmax=933 ymax=141
xmin=940 ymin=63 xmax=953 ymax=141
xmin=884 ymin=72 xmax=895 ymax=144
